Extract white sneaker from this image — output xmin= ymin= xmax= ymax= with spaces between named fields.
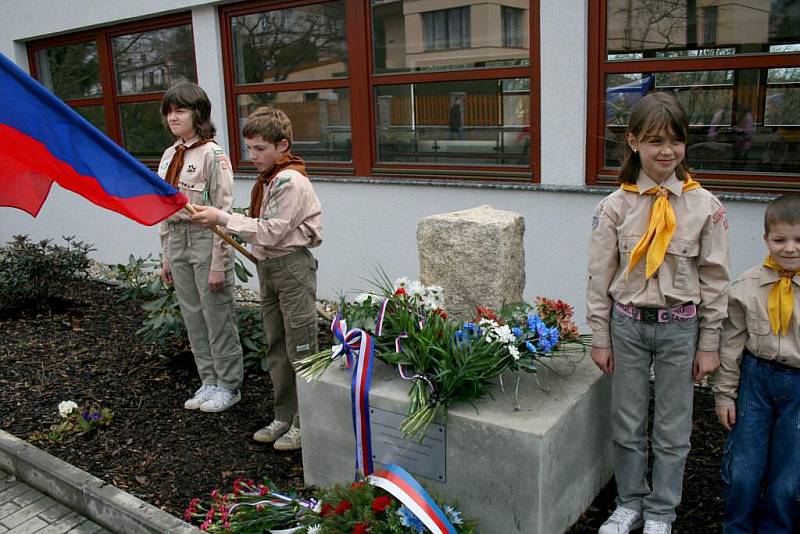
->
xmin=253 ymin=420 xmax=291 ymax=443
xmin=199 ymin=387 xmax=241 ymax=412
xmin=184 ymin=384 xmax=218 ymax=410
xmin=643 ymin=520 xmax=672 ymax=534
xmin=273 ymin=425 xmax=301 ymax=451
xmin=599 ymin=506 xmax=643 ymax=534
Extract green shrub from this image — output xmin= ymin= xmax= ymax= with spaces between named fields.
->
xmin=0 ymin=234 xmax=94 ymax=310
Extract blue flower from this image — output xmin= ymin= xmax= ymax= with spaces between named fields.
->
xmin=511 ymin=326 xmax=523 ymax=338
xmin=397 ymin=506 xmax=426 ymax=532
xmin=443 ymin=504 xmax=463 ymax=525
xmin=525 ymin=340 xmax=537 ymax=353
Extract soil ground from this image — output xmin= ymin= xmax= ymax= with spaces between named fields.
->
xmin=0 ymin=279 xmax=726 ymax=532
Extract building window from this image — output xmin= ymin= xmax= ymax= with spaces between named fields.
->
xmin=28 ymin=13 xmax=196 ymax=162
xmin=422 ymin=7 xmax=470 ymax=51
xmin=589 ymin=0 xmax=800 ymax=190
xmin=503 ymin=7 xmax=525 ymax=48
xmin=222 ymin=1 xmax=538 ymax=181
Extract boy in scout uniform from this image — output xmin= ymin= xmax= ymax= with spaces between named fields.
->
xmin=191 ymin=106 xmax=322 ymax=451
xmin=711 ymin=195 xmax=800 ymax=532
xmin=586 ymin=93 xmax=730 ymax=534
xmin=158 ymin=82 xmax=243 ymax=413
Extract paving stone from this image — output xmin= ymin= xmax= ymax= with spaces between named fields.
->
xmin=10 ymin=490 xmax=45 ymax=508
xmin=35 ymin=512 xmax=85 ymax=534
xmin=37 ymin=503 xmax=71 ymax=523
xmin=0 ymin=485 xmax=32 ymax=505
xmin=0 ymin=503 xmax=20 ymax=522
xmin=66 ymin=521 xmax=105 ymax=533
xmin=2 ymin=494 xmax=53 ymax=529
xmin=6 ymin=516 xmax=48 ymax=533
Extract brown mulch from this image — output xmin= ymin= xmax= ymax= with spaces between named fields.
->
xmin=0 ymin=279 xmax=726 ymax=531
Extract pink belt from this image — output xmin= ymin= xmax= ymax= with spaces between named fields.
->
xmin=614 ymin=301 xmax=697 ymax=324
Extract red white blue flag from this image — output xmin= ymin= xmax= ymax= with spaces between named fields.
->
xmin=0 ymin=53 xmax=186 ymax=225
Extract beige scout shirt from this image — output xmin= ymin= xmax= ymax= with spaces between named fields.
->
xmin=158 ymin=137 xmax=235 ymax=272
xmin=225 ymin=168 xmax=322 ymax=260
xmin=586 ymin=172 xmax=730 ymax=351
xmin=711 ymin=265 xmax=800 ymax=407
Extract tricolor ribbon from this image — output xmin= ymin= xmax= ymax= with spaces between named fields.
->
xmin=368 ymin=464 xmax=457 ymax=534
xmin=330 ymin=314 xmax=376 ymax=477
xmin=375 ymin=297 xmax=391 ymax=336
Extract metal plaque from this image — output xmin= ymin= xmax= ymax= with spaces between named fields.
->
xmin=369 ymin=406 xmax=446 ymax=482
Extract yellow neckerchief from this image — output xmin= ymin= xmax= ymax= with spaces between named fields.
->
xmin=763 ymin=255 xmax=799 ymax=336
xmin=622 ymin=174 xmax=701 ymax=279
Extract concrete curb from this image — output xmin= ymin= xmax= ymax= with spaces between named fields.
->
xmin=0 ymin=429 xmax=201 ymax=533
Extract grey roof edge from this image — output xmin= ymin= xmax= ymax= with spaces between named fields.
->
xmin=0 ymin=429 xmax=201 ymax=534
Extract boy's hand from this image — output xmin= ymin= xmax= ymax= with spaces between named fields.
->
xmin=161 ymin=260 xmax=172 ymax=285
xmin=692 ymin=350 xmax=720 ymax=382
xmin=591 ymin=346 xmax=614 ymax=374
xmin=715 ymin=404 xmax=736 ymax=431
xmin=208 ymin=270 xmax=225 ymax=292
xmin=191 ymin=205 xmax=227 ymax=227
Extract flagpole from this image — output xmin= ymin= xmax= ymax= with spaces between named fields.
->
xmin=182 ymin=204 xmax=258 ymax=265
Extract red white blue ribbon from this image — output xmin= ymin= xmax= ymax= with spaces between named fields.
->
xmin=369 ymin=464 xmax=457 ymax=534
xmin=375 ymin=297 xmax=390 ymax=336
xmin=330 ymin=315 xmax=376 ymax=476
xmin=351 ymin=328 xmax=375 ymax=477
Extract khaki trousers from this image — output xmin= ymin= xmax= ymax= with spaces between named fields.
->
xmin=168 ymin=224 xmax=243 ymax=391
xmin=258 ymin=248 xmax=318 ymax=427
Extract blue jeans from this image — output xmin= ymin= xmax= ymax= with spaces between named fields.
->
xmin=722 ymin=352 xmax=800 ymax=533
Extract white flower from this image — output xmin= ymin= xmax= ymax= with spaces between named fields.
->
xmin=307 ymin=525 xmax=322 ymax=534
xmin=394 ymin=277 xmax=409 ymax=289
xmin=312 ymin=500 xmax=323 ymax=513
xmin=354 ymin=293 xmax=376 ymax=305
xmin=58 ymin=401 xmax=78 ymax=418
xmin=494 ymin=324 xmax=515 ymax=344
xmin=508 ymin=344 xmax=520 ymax=360
xmin=407 ymin=280 xmax=425 ymax=297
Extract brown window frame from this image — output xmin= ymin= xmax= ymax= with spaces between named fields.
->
xmin=587 ymin=1 xmax=800 ymax=192
xmin=27 ymin=12 xmax=196 ymax=168
xmin=220 ymin=0 xmax=540 ymax=183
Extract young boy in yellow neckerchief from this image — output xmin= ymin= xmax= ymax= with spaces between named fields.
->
xmin=586 ymin=92 xmax=730 ymax=534
xmin=711 ymin=194 xmax=800 ymax=532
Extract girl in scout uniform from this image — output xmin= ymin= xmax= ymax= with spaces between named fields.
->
xmin=158 ymin=82 xmax=243 ymax=413
xmin=586 ymin=92 xmax=730 ymax=534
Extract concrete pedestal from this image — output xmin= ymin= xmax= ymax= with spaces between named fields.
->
xmin=298 ymin=357 xmax=613 ymax=534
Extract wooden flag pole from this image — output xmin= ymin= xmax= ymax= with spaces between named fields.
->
xmin=182 ymin=204 xmax=258 ymax=265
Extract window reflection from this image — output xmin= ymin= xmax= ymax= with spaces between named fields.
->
xmin=603 ymin=70 xmax=800 ymax=175
xmin=74 ymin=105 xmax=106 ymax=133
xmin=372 ymin=0 xmax=529 ymax=74
xmin=35 ymin=42 xmax=102 ymax=99
xmin=606 ymin=0 xmax=800 ymax=59
xmin=376 ymin=79 xmax=529 ymax=165
xmin=236 ymin=91 xmax=351 ymax=162
xmin=112 ymin=25 xmax=196 ymax=95
xmin=119 ymin=101 xmax=174 ymax=159
xmin=231 ymin=2 xmax=348 ymax=84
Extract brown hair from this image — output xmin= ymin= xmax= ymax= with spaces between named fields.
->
xmin=160 ymin=82 xmax=216 ymax=140
xmin=617 ymin=92 xmax=691 ymax=184
xmin=764 ymin=195 xmax=800 ymax=234
xmin=242 ymin=106 xmax=293 ymax=147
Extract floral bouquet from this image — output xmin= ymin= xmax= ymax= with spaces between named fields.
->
xmin=30 ymin=400 xmax=113 ymax=443
xmin=297 ymin=479 xmax=476 ymax=533
xmin=184 ymin=477 xmax=306 ymax=532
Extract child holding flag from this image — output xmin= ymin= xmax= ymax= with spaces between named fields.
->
xmin=710 ymin=195 xmax=800 ymax=532
xmin=191 ymin=106 xmax=322 ymax=451
xmin=158 ymin=82 xmax=243 ymax=413
xmin=586 ymin=92 xmax=730 ymax=534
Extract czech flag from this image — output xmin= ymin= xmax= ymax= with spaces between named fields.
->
xmin=0 ymin=53 xmax=186 ymax=226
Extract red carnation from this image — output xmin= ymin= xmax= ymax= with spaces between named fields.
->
xmin=353 ymin=523 xmax=369 ymax=534
xmin=432 ymin=308 xmax=448 ymax=319
xmin=394 ymin=287 xmax=407 ymax=296
xmin=320 ymin=503 xmax=334 ymax=517
xmin=334 ymin=500 xmax=352 ymax=515
xmin=350 ymin=481 xmax=365 ymax=489
xmin=475 ymin=306 xmax=498 ymax=321
xmin=371 ymin=495 xmax=392 ymax=513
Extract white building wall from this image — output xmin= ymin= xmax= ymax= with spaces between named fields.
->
xmin=0 ymin=1 xmax=770 ymax=328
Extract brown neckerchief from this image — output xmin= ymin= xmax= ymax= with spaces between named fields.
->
xmin=164 ymin=138 xmax=214 ymax=188
xmin=249 ymin=153 xmax=307 ymax=218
